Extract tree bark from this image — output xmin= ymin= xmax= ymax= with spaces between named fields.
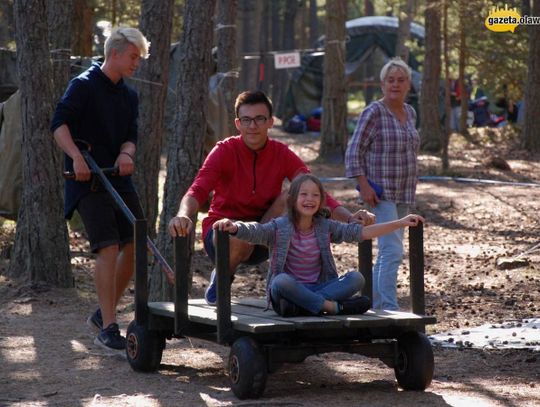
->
xmin=150 ymin=0 xmax=216 ymax=301
xmin=309 ymin=0 xmax=319 ymax=46
xmin=319 ymin=0 xmax=347 ymax=162
xmin=363 ymin=0 xmax=375 ymax=105
xmin=258 ymin=0 xmax=270 ymax=93
xmin=419 ymin=0 xmax=442 ymax=153
xmin=441 ymin=0 xmax=450 ymax=170
xmin=298 ymin=0 xmax=308 ymax=50
xmin=270 ymin=0 xmax=281 ymax=106
xmin=274 ymin=0 xmax=299 ymax=117
xmin=217 ymin=0 xmax=238 ymax=135
xmin=47 ymin=0 xmax=74 ymax=106
xmin=72 ymin=0 xmax=93 ymax=57
xmin=522 ymin=0 xmax=540 ymax=152
xmin=8 ymin=0 xmax=72 ymax=287
xmin=238 ymin=0 xmax=261 ymax=91
xmin=132 ymin=0 xmax=174 ymax=239
xmin=395 ymin=0 xmax=415 ymax=62
xmin=457 ymin=0 xmax=468 ymax=136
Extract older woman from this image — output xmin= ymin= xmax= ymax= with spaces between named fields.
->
xmin=345 ymin=58 xmax=420 ymax=311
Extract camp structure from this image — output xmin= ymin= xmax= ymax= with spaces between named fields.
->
xmin=281 ymin=16 xmax=425 ymax=126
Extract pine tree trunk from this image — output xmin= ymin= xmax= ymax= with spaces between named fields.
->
xmin=309 ymin=0 xmax=319 ymax=46
xmin=419 ymin=0 xmax=441 ymax=153
xmin=457 ymin=0 xmax=468 ymax=136
xmin=238 ymin=0 xmax=261 ymax=91
xmin=395 ymin=0 xmax=414 ymax=62
xmin=522 ymin=0 xmax=540 ymax=152
xmin=441 ymin=0 xmax=450 ymax=170
xmin=72 ymin=0 xmax=92 ymax=57
xmin=132 ymin=0 xmax=174 ymax=239
xmin=8 ymin=0 xmax=72 ymax=287
xmin=150 ymin=0 xmax=216 ymax=301
xmin=274 ymin=0 xmax=298 ymax=117
xmin=217 ymin=0 xmax=238 ymax=136
xmin=319 ymin=0 xmax=347 ymax=162
xmin=47 ymin=0 xmax=74 ymax=106
xmin=258 ymin=0 xmax=270 ymax=93
xmin=363 ymin=0 xmax=375 ymax=105
xmin=270 ymin=0 xmax=281 ymax=106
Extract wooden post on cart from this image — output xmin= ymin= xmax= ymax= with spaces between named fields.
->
xmin=358 ymin=223 xmax=425 ymax=322
xmin=409 ymin=223 xmax=425 ymax=315
xmin=134 ymin=219 xmax=149 ymax=326
xmin=216 ymin=230 xmax=233 ymax=344
xmin=359 ymin=239 xmax=373 ymax=299
xmin=174 ymin=236 xmax=190 ymax=335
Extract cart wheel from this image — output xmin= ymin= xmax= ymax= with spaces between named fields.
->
xmin=228 ymin=337 xmax=268 ymax=399
xmin=394 ymin=331 xmax=434 ymax=390
xmin=126 ymin=320 xmax=165 ymax=372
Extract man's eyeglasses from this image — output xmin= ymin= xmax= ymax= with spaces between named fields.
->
xmin=239 ymin=116 xmax=268 ymax=127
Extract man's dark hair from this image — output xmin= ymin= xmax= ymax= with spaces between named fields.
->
xmin=234 ymin=91 xmax=273 ymax=118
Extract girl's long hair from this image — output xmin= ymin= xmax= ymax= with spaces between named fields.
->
xmin=287 ymin=173 xmax=328 ymax=225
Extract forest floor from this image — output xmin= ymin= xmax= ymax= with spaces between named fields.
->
xmin=0 ymin=125 xmax=539 ymax=407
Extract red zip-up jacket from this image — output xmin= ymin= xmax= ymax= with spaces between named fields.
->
xmin=187 ymin=136 xmax=341 ymax=240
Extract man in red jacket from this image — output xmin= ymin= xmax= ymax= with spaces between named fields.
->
xmin=168 ymin=90 xmax=373 ymax=305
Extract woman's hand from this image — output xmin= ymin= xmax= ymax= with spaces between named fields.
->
xmin=213 ymin=218 xmax=238 ymax=234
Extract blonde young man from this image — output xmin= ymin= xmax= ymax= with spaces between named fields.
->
xmin=51 ymin=28 xmax=150 ymax=351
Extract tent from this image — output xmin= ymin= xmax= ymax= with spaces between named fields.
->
xmin=281 ymin=16 xmax=425 ymax=124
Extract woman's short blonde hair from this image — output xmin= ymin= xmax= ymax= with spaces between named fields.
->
xmin=104 ymin=27 xmax=150 ymax=60
xmin=380 ymin=57 xmax=412 ymax=82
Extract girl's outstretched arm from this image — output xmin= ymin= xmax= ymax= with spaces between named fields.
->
xmin=361 ymin=214 xmax=425 ymax=240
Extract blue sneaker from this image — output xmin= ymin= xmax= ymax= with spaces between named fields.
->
xmin=86 ymin=308 xmax=103 ymax=332
xmin=94 ymin=323 xmax=126 ymax=351
xmin=204 ymin=269 xmax=217 ymax=305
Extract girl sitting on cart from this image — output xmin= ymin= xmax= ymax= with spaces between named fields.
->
xmin=213 ymin=174 xmax=424 ymax=317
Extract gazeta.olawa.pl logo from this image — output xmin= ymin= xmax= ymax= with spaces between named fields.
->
xmin=485 ymin=4 xmax=540 ymax=32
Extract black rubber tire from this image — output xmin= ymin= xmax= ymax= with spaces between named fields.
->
xmin=228 ymin=337 xmax=268 ymax=399
xmin=125 ymin=320 xmax=165 ymax=372
xmin=394 ymin=331 xmax=434 ymax=390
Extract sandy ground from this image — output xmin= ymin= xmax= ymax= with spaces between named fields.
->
xmin=0 ymin=126 xmax=539 ymax=406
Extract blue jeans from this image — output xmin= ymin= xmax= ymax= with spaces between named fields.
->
xmin=371 ymin=200 xmax=410 ymax=310
xmin=270 ymin=271 xmax=364 ymax=315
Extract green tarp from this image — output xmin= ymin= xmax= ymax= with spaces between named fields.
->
xmin=282 ymin=16 xmax=425 ymax=124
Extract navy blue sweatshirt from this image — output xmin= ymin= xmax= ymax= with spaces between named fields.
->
xmin=51 ymin=63 xmax=139 ymax=219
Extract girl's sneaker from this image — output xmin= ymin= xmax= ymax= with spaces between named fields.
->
xmin=338 ymin=296 xmax=371 ymax=315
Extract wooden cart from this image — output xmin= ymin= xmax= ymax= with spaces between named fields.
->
xmin=125 ymin=222 xmax=435 ymax=399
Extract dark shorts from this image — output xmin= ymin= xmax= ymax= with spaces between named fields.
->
xmin=203 ymin=228 xmax=269 ymax=265
xmin=77 ymin=191 xmax=144 ymax=253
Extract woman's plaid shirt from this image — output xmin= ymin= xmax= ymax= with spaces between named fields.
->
xmin=345 ymin=100 xmax=420 ymax=205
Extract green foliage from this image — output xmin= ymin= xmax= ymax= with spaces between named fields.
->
xmin=464 ymin=0 xmax=528 ymax=101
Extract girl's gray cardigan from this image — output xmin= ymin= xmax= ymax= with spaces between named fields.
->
xmin=234 ymin=215 xmax=364 ymax=306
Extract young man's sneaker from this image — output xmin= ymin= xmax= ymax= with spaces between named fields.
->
xmin=94 ymin=323 xmax=126 ymax=351
xmin=204 ymin=269 xmax=218 ymax=305
xmin=338 ymin=296 xmax=371 ymax=315
xmin=204 ymin=269 xmax=236 ymax=305
xmin=86 ymin=308 xmax=103 ymax=332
